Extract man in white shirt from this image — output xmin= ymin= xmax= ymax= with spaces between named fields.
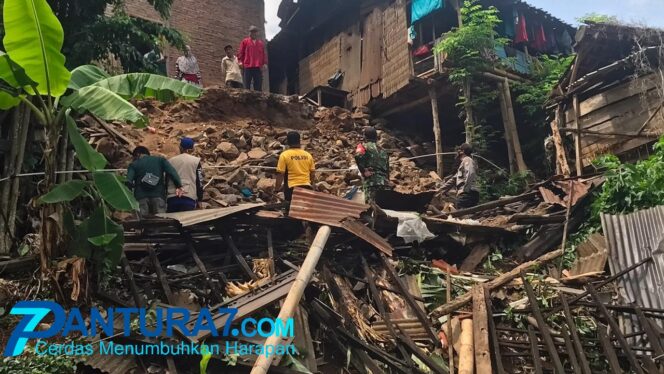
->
xmin=441 ymin=143 xmax=479 ymax=209
xmin=175 ymin=45 xmax=202 ymax=86
xmin=166 ymin=137 xmax=204 ymax=212
xmin=221 ymin=45 xmax=243 ymax=88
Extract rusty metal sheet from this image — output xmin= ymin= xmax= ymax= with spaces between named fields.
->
xmin=157 ymin=203 xmax=265 ymax=227
xmin=601 ymin=206 xmax=664 ymax=333
xmin=539 ymin=180 xmax=591 ymax=207
xmin=182 ymin=270 xmax=297 ymax=343
xmin=288 ymin=188 xmax=369 ymax=227
xmin=342 ymin=218 xmax=393 ymax=256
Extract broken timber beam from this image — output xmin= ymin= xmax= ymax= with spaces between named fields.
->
xmin=251 ymin=226 xmax=331 ymax=374
xmin=227 ymin=236 xmax=259 ymax=282
xmin=429 ymin=83 xmax=444 ymax=178
xmin=147 ymin=246 xmax=176 ymax=305
xmin=120 ymin=253 xmax=144 ymax=308
xmin=396 ymin=325 xmax=448 ymax=374
xmin=435 ymin=191 xmax=539 ymax=218
xmin=186 ymin=238 xmax=224 ymax=304
xmin=430 ymin=249 xmax=563 ymax=318
xmin=379 ymin=253 xmax=440 ymax=346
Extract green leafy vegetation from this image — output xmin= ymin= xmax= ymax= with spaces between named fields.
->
xmin=478 ymin=170 xmax=533 ymax=202
xmin=577 ymin=13 xmax=621 ymax=25
xmin=0 ymin=0 xmax=202 ymax=277
xmin=0 ymin=0 xmax=186 ymax=73
xmin=1 ymin=346 xmax=76 ymax=374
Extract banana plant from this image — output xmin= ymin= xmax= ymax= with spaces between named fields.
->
xmin=0 ymin=0 xmax=202 ymax=273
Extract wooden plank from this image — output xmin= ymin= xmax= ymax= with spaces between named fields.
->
xmin=502 ymin=79 xmax=527 ymax=172
xmin=121 ymin=254 xmax=144 ymax=308
xmin=187 ymin=240 xmax=224 ymax=303
xmin=577 ymin=73 xmax=660 ymax=116
xmin=430 ymin=85 xmax=444 ymax=178
xmin=527 ymin=325 xmax=543 ymax=374
xmin=460 ymin=244 xmax=490 ymax=272
xmin=552 ymin=106 xmax=571 ymax=176
xmin=560 ymin=296 xmax=592 ymax=374
xmin=472 ymin=286 xmax=492 ymax=374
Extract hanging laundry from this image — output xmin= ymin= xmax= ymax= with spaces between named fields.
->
xmin=558 ymin=29 xmax=573 ymax=54
xmin=408 ymin=25 xmax=417 ymax=45
xmin=533 ymin=24 xmax=547 ymax=51
xmin=502 ymin=6 xmax=516 ymax=38
xmin=413 ymin=44 xmax=432 ymax=57
xmin=411 ymin=0 xmax=444 ymax=24
xmin=547 ymin=29 xmax=559 ymax=53
xmin=515 ymin=12 xmax=529 ymax=44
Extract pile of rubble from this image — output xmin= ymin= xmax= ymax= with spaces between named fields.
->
xmin=81 ymin=88 xmax=441 ymax=207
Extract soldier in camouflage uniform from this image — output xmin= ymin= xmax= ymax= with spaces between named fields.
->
xmin=355 ymin=127 xmax=391 ymax=203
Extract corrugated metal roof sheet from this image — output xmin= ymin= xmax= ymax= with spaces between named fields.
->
xmin=157 ymin=203 xmax=265 ymax=227
xmin=288 ymin=188 xmax=369 ymax=227
xmin=77 ymin=353 xmax=138 ymax=374
xmin=568 ymin=233 xmax=608 ymax=276
xmin=601 ymin=206 xmax=664 ymax=312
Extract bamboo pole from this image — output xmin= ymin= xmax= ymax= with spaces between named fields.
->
xmin=251 ymin=226 xmax=332 ymax=374
xmin=573 ymin=95 xmax=583 ymax=176
xmin=429 ymin=84 xmax=444 ymax=178
xmin=497 ymin=81 xmax=517 ymax=174
xmin=458 ymin=319 xmax=474 ymax=374
xmin=6 ymin=105 xmax=31 ymax=250
xmin=462 ymin=80 xmax=474 ymax=143
xmin=502 ymin=78 xmax=528 ymax=172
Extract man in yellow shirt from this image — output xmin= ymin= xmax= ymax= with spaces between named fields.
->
xmin=275 ymin=131 xmax=315 ymax=201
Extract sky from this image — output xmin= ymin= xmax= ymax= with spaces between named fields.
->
xmin=263 ymin=0 xmax=664 ymax=40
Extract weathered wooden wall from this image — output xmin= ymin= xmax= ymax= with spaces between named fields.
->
xmin=565 ymin=73 xmax=664 ymax=167
xmin=296 ymin=0 xmax=412 ymax=107
xmin=381 ymin=0 xmax=411 ymax=98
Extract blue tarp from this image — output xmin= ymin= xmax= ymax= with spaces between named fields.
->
xmin=411 ymin=0 xmax=444 ymax=24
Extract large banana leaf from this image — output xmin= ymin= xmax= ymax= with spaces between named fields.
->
xmin=0 ymin=51 xmax=36 ymax=109
xmin=93 ymin=73 xmax=202 ymax=102
xmin=69 ymin=65 xmax=110 ymax=90
xmin=92 ymin=172 xmax=139 ymax=212
xmin=38 ymin=180 xmax=89 ymax=204
xmin=2 ymin=0 xmax=71 ymax=97
xmin=66 ymin=115 xmax=108 ymax=171
xmin=61 ymin=86 xmax=148 ymax=127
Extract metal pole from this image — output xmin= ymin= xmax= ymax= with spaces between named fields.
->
xmin=250 ymin=225 xmax=332 ymax=374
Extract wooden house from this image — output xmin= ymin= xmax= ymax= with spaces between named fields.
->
xmin=550 ymin=23 xmax=664 ymax=176
xmin=269 ymin=0 xmax=574 ymax=175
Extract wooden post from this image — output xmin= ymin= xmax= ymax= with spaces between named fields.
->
xmin=573 ymin=95 xmax=583 ymax=176
xmin=497 ymin=82 xmax=517 ymax=174
xmin=472 ymin=286 xmax=492 ymax=373
xmin=251 ymin=226 xmax=332 ymax=374
xmin=551 ymin=105 xmax=571 ymax=177
xmin=429 ymin=84 xmax=444 ymax=178
xmin=502 ymin=79 xmax=528 ymax=172
xmin=450 ymin=0 xmax=463 ymax=27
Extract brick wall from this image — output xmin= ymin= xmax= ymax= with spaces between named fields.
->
xmin=125 ymin=0 xmax=266 ymax=88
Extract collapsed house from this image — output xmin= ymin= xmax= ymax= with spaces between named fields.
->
xmin=269 ymin=0 xmax=575 ymax=173
xmin=549 ymin=22 xmax=664 ymax=176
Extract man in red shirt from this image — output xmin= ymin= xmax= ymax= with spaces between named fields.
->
xmin=238 ymin=25 xmax=267 ymax=91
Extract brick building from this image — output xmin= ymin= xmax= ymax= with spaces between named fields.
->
xmin=125 ymin=0 xmax=266 ymax=88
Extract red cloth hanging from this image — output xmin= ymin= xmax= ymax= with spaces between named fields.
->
xmin=515 ymin=13 xmax=528 ymax=44
xmin=533 ymin=24 xmax=547 ymax=50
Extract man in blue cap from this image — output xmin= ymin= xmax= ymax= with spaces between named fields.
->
xmin=166 ymin=137 xmax=204 ymax=212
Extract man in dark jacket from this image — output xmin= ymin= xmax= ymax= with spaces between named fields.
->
xmin=441 ymin=143 xmax=479 ymax=209
xmin=126 ymin=146 xmax=183 ymax=218
xmin=354 ymin=127 xmax=391 ymax=203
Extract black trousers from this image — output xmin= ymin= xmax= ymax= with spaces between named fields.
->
xmin=243 ymin=68 xmax=262 ymax=91
xmin=456 ymin=191 xmax=480 ymax=209
xmin=284 ymin=184 xmax=312 ymax=202
xmin=226 ymin=80 xmax=243 ymax=88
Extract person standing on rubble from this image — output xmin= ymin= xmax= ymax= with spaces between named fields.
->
xmin=166 ymin=137 xmax=204 ymax=212
xmin=275 ymin=131 xmax=315 ymax=202
xmin=127 ymin=146 xmax=184 ymax=218
xmin=175 ymin=45 xmax=202 ymax=86
xmin=355 ymin=126 xmax=391 ymax=203
xmin=441 ymin=143 xmax=480 ymax=209
xmin=238 ymin=25 xmax=267 ymax=91
xmin=221 ymin=45 xmax=243 ymax=88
